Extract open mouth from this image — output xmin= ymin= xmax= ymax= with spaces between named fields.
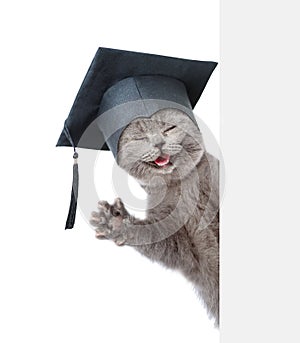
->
xmin=147 ymin=154 xmax=172 ymax=168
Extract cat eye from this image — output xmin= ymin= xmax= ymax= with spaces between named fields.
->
xmin=133 ymin=136 xmax=147 ymax=141
xmin=162 ymin=125 xmax=177 ymax=135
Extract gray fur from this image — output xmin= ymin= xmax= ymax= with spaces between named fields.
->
xmin=90 ymin=108 xmax=219 ymax=326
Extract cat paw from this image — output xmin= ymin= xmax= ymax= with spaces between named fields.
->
xmin=90 ymin=198 xmax=129 ymax=246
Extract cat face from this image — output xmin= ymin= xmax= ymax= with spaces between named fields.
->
xmin=117 ymin=108 xmax=205 ymax=185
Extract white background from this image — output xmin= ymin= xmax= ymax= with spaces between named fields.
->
xmin=0 ymin=1 xmax=219 ymax=342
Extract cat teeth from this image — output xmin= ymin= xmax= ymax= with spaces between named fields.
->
xmin=154 ymin=154 xmax=170 ymax=167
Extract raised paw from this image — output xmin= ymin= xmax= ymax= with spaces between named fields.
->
xmin=89 ymin=198 xmax=129 ymax=245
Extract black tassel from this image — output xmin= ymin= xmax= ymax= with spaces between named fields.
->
xmin=65 ymin=151 xmax=79 ymax=229
xmin=63 ymin=122 xmax=79 ymax=230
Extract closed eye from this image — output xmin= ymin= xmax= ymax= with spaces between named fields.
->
xmin=162 ymin=125 xmax=177 ymax=135
xmin=133 ymin=136 xmax=147 ymax=141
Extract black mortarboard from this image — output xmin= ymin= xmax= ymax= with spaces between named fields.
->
xmin=57 ymin=47 xmax=217 ymax=229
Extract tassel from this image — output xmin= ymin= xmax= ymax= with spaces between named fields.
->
xmin=63 ymin=122 xmax=79 ymax=230
xmin=65 ymin=151 xmax=79 ymax=229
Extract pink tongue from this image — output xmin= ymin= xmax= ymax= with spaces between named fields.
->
xmin=154 ymin=154 xmax=170 ymax=166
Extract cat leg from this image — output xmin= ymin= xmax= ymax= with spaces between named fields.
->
xmin=90 ymin=198 xmax=199 ymax=272
xmin=90 ymin=198 xmax=185 ymax=249
xmin=90 ymin=198 xmax=177 ymax=246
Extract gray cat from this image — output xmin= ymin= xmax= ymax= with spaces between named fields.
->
xmin=90 ymin=108 xmax=219 ymax=326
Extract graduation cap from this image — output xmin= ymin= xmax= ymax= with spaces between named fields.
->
xmin=57 ymin=47 xmax=217 ymax=229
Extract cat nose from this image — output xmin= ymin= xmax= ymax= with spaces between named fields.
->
xmin=155 ymin=142 xmax=164 ymax=149
xmin=152 ymin=134 xmax=164 ymax=149
xmin=152 ymin=135 xmax=164 ymax=149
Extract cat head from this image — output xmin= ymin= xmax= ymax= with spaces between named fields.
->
xmin=117 ymin=108 xmax=205 ymax=186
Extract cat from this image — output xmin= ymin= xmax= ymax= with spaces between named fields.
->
xmin=90 ymin=108 xmax=219 ymax=326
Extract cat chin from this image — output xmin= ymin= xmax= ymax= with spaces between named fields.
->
xmin=158 ymin=165 xmax=175 ymax=175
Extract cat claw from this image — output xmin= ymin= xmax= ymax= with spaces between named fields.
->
xmin=114 ymin=236 xmax=127 ymax=246
xmin=97 ymin=200 xmax=110 ymax=212
xmin=95 ymin=230 xmax=108 ymax=239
